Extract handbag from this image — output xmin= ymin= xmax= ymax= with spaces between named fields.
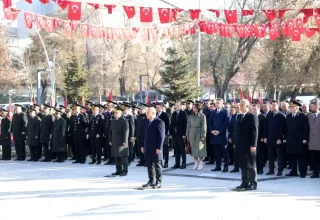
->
xmin=185 ymin=140 xmax=191 ymax=154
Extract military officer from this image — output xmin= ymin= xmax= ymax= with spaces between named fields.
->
xmin=68 ymin=107 xmax=76 ymax=160
xmin=73 ymin=104 xmax=89 ymax=164
xmin=122 ymin=104 xmax=135 ymax=166
xmin=1 ymin=109 xmax=12 ymax=160
xmin=109 ymin=106 xmax=129 ymax=176
xmin=40 ymin=105 xmax=55 ymax=162
xmin=11 ymin=104 xmax=28 ymax=161
xmin=103 ymin=101 xmax=115 ymax=165
xmin=26 ymin=108 xmax=41 ymax=161
xmin=52 ymin=109 xmax=67 ymax=163
xmin=88 ymin=105 xmax=104 ymax=164
xmin=33 ymin=104 xmax=43 ymax=119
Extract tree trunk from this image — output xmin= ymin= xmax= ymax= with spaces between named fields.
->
xmin=290 ymin=86 xmax=300 ymax=100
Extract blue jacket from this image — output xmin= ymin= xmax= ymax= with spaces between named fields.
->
xmin=228 ymin=113 xmax=240 ymax=143
xmin=209 ymin=108 xmax=230 ymax=145
xmin=264 ymin=111 xmax=286 ymax=145
xmin=143 ymin=117 xmax=165 ymax=161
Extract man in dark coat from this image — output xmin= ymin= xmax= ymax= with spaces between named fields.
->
xmin=251 ymin=104 xmax=266 ymax=174
xmin=109 ymin=106 xmax=129 ymax=176
xmin=72 ymin=105 xmax=89 ymax=164
xmin=11 ymin=104 xmax=28 ymax=161
xmin=1 ymin=109 xmax=12 ymax=160
xmin=103 ymin=101 xmax=115 ymax=165
xmin=142 ymin=107 xmax=165 ymax=189
xmin=202 ymin=101 xmax=214 ymax=164
xmin=284 ymin=100 xmax=309 ymax=178
xmin=156 ymin=102 xmax=170 ymax=168
xmin=264 ymin=101 xmax=286 ymax=176
xmin=228 ymin=103 xmax=240 ymax=173
xmin=135 ymin=105 xmax=148 ymax=167
xmin=234 ymin=99 xmax=258 ymax=191
xmin=40 ymin=105 xmax=54 ymax=162
xmin=209 ymin=98 xmax=230 ymax=172
xmin=170 ymin=102 xmax=188 ymax=169
xmin=88 ymin=105 xmax=104 ymax=165
xmin=52 ymin=109 xmax=67 ymax=163
xmin=122 ymin=104 xmax=135 ymax=166
xmin=68 ymin=109 xmax=76 ymax=160
xmin=26 ymin=108 xmax=41 ymax=161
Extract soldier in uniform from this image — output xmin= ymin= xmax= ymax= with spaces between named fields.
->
xmin=59 ymin=105 xmax=70 ymax=159
xmin=34 ymin=104 xmax=43 ymax=119
xmin=122 ymin=104 xmax=135 ymax=166
xmin=109 ymin=106 xmax=129 ymax=176
xmin=284 ymin=100 xmax=309 ymax=178
xmin=26 ymin=108 xmax=41 ymax=161
xmin=1 ymin=109 xmax=12 ymax=160
xmin=88 ymin=105 xmax=104 ymax=165
xmin=103 ymin=101 xmax=115 ymax=165
xmin=72 ymin=104 xmax=89 ymax=164
xmin=52 ymin=109 xmax=67 ymax=163
xmin=136 ymin=105 xmax=148 ymax=167
xmin=11 ymin=104 xmax=28 ymax=161
xmin=40 ymin=105 xmax=54 ymax=162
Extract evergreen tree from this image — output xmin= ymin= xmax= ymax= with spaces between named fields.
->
xmin=157 ymin=47 xmax=203 ymax=102
xmin=64 ymin=55 xmax=89 ymax=103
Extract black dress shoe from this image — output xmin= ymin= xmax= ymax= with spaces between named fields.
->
xmin=112 ymin=172 xmax=122 ymax=176
xmin=128 ymin=162 xmax=131 ymax=166
xmin=53 ymin=159 xmax=60 ymax=163
xmin=59 ymin=160 xmax=65 ymax=163
xmin=72 ymin=161 xmax=80 ymax=164
xmin=285 ymin=172 xmax=298 ymax=177
xmin=110 ymin=161 xmax=115 ymax=165
xmin=142 ymin=181 xmax=154 ymax=188
xmin=102 ymin=158 xmax=107 ymax=161
xmin=211 ymin=167 xmax=221 ymax=172
xmin=33 ymin=159 xmax=39 ymax=162
xmin=153 ymin=182 xmax=161 ymax=189
xmin=180 ymin=164 xmax=186 ymax=169
xmin=266 ymin=170 xmax=275 ymax=175
xmin=257 ymin=170 xmax=263 ymax=174
xmin=120 ymin=172 xmax=127 ymax=177
xmin=88 ymin=160 xmax=96 ymax=165
xmin=222 ymin=168 xmax=228 ymax=172
xmin=230 ymin=168 xmax=239 ymax=173
xmin=14 ymin=159 xmax=20 ymax=161
xmin=27 ymin=158 xmax=34 ymax=162
xmin=136 ymin=163 xmax=145 ymax=167
xmin=300 ymin=174 xmax=306 ymax=178
xmin=96 ymin=161 xmax=101 ymax=165
xmin=171 ymin=164 xmax=180 ymax=169
xmin=276 ymin=171 xmax=283 ymax=176
xmin=235 ymin=184 xmax=247 ymax=191
xmin=203 ymin=157 xmax=209 ymax=162
xmin=310 ymin=173 xmax=319 ymax=178
xmin=71 ymin=156 xmax=76 ymax=160
xmin=163 ymin=163 xmax=168 ymax=168
xmin=206 ymin=160 xmax=215 ymax=165
xmin=40 ymin=159 xmax=49 ymax=162
xmin=245 ymin=184 xmax=257 ymax=191
xmin=80 ymin=161 xmax=86 ymax=164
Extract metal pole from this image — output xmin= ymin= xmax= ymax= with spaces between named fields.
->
xmin=37 ymin=71 xmax=41 ymax=105
xmin=196 ymin=0 xmax=201 ymax=100
xmin=139 ymin=75 xmax=143 ymax=105
xmin=52 ymin=50 xmax=57 ymax=105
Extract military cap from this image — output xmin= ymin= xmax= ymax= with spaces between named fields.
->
xmin=289 ymin=100 xmax=302 ymax=107
xmin=140 ymin=103 xmax=149 ymax=107
xmin=106 ymin=100 xmax=117 ymax=105
xmin=122 ymin=103 xmax=131 ymax=110
xmin=114 ymin=106 xmax=124 ymax=113
xmin=59 ymin=105 xmax=66 ymax=109
xmin=15 ymin=104 xmax=23 ymax=108
xmin=132 ymin=106 xmax=142 ymax=110
xmin=43 ymin=104 xmax=51 ymax=109
xmin=195 ymin=101 xmax=202 ymax=104
xmin=92 ymin=104 xmax=100 ymax=109
xmin=33 ymin=104 xmax=40 ymax=107
xmin=28 ymin=107 xmax=36 ymax=112
xmin=131 ymin=101 xmax=138 ymax=106
xmin=54 ymin=108 xmax=63 ymax=114
xmin=85 ymin=101 xmax=92 ymax=105
xmin=75 ymin=104 xmax=86 ymax=109
xmin=2 ymin=108 xmax=8 ymax=113
xmin=186 ymin=100 xmax=194 ymax=104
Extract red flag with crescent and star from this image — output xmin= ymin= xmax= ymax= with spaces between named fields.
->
xmin=24 ymin=12 xmax=33 ymax=29
xmin=123 ymin=6 xmax=135 ymax=19
xmin=140 ymin=7 xmax=153 ymax=22
xmin=68 ymin=1 xmax=81 ymax=20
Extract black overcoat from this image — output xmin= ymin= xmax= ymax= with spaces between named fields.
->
xmin=1 ymin=117 xmax=11 ymax=146
xmin=52 ymin=117 xmax=67 ymax=152
xmin=26 ymin=116 xmax=41 ymax=146
xmin=11 ymin=112 xmax=27 ymax=141
xmin=40 ymin=114 xmax=54 ymax=144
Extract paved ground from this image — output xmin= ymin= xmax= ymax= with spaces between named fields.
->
xmin=0 ymin=155 xmax=320 ymax=220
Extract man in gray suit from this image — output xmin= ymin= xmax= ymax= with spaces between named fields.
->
xmin=308 ymin=100 xmax=320 ymax=178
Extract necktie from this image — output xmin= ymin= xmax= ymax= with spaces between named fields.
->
xmin=273 ymin=112 xmax=276 ymax=117
xmin=292 ymin=115 xmax=295 ymax=118
xmin=314 ymin=114 xmax=317 ymax=121
xmin=176 ymin=112 xmax=179 ymax=120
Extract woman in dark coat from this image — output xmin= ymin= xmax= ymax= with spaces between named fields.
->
xmin=26 ymin=108 xmax=41 ymax=161
xmin=52 ymin=109 xmax=67 ymax=163
xmin=1 ymin=109 xmax=12 ymax=160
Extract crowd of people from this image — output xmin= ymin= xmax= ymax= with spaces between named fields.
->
xmin=1 ymin=97 xmax=319 ymax=185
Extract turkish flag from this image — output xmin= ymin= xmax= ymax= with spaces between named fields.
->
xmin=262 ymin=10 xmax=277 ymax=22
xmin=219 ymin=24 xmax=226 ymax=37
xmin=81 ymin=24 xmax=89 ymax=37
xmin=173 ymin=26 xmax=180 ymax=38
xmin=25 ymin=0 xmax=32 ymax=3
xmin=168 ymin=27 xmax=174 ymax=37
xmin=108 ymin=91 xmax=113 ymax=101
xmin=56 ymin=0 xmax=68 ymax=10
xmin=143 ymin=29 xmax=150 ymax=41
xmin=208 ymin=9 xmax=220 ymax=17
xmin=224 ymin=10 xmax=237 ymax=24
xmin=246 ymin=24 xmax=255 ymax=38
xmin=68 ymin=1 xmax=81 ymax=20
xmin=300 ymin=8 xmax=313 ymax=23
xmin=186 ymin=25 xmax=196 ymax=35
xmin=296 ymin=18 xmax=305 ymax=33
xmin=171 ymin=8 xmax=183 ymax=21
xmin=163 ymin=27 xmax=169 ymax=38
xmin=53 ymin=19 xmax=61 ymax=28
xmin=205 ymin=22 xmax=214 ymax=34
xmin=39 ymin=0 xmax=49 ymax=4
xmin=99 ymin=27 xmax=105 ymax=38
xmin=3 ymin=8 xmax=20 ymax=20
xmin=226 ymin=25 xmax=233 ymax=37
xmin=158 ymin=8 xmax=172 ymax=24
xmin=24 ymin=12 xmax=33 ymax=29
xmin=304 ymin=27 xmax=317 ymax=38
xmin=315 ymin=8 xmax=320 ymax=14
xmin=71 ymin=21 xmax=79 ymax=30
xmin=88 ymin=3 xmax=99 ymax=10
xmin=257 ymin=90 xmax=262 ymax=104
xmin=278 ymin=9 xmax=291 ymax=19
xmin=255 ymin=24 xmax=265 ymax=38
xmin=242 ymin=10 xmax=254 ymax=16
xmin=123 ymin=6 xmax=135 ymax=19
xmin=239 ymin=89 xmax=244 ymax=99
xmin=106 ymin=28 xmax=114 ymax=40
xmin=280 ymin=20 xmax=288 ymax=36
xmin=271 ymin=23 xmax=280 ymax=38
xmin=314 ymin=14 xmax=320 ymax=30
xmin=45 ymin=17 xmax=54 ymax=32
xmin=122 ymin=29 xmax=131 ymax=40
xmin=64 ymin=21 xmax=72 ymax=37
xmin=104 ymin=5 xmax=116 ymax=14
xmin=64 ymin=96 xmax=68 ymax=108
xmin=140 ymin=7 xmax=153 ymax=22
xmin=291 ymin=29 xmax=301 ymax=41
xmin=3 ymin=0 xmax=12 ymax=8
xmin=269 ymin=27 xmax=279 ymax=41
xmin=151 ymin=28 xmax=159 ymax=41
xmin=113 ymin=28 xmax=122 ymax=40
xmin=286 ymin=20 xmax=295 ymax=36
xmin=189 ymin=9 xmax=201 ymax=20
xmin=235 ymin=25 xmax=245 ymax=38
xmin=36 ymin=15 xmax=45 ymax=29
xmin=89 ymin=26 xmax=98 ymax=38
xmin=198 ymin=21 xmax=207 ymax=32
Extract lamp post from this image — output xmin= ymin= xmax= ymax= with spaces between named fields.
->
xmin=139 ymin=74 xmax=149 ymax=104
xmin=36 ymin=69 xmax=46 ymax=105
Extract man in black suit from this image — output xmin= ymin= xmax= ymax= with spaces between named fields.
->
xmin=170 ymin=102 xmax=188 ymax=169
xmin=235 ymin=99 xmax=258 ymax=191
xmin=122 ymin=104 xmax=135 ymax=166
xmin=155 ymin=102 xmax=170 ymax=168
xmin=1 ymin=109 xmax=12 ymax=160
xmin=142 ymin=107 xmax=165 ymax=189
xmin=11 ymin=104 xmax=28 ymax=161
xmin=135 ymin=105 xmax=148 ymax=167
xmin=228 ymin=103 xmax=240 ymax=173
xmin=40 ymin=105 xmax=54 ymax=162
